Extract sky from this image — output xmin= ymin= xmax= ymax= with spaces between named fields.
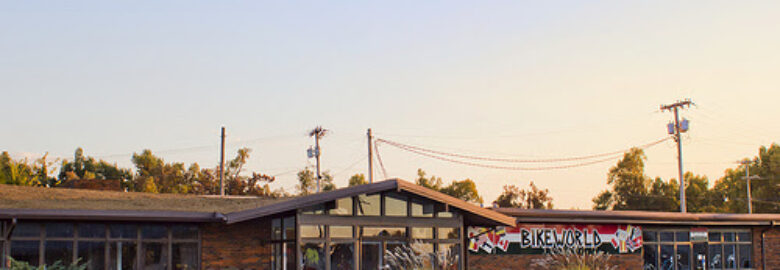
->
xmin=1 ymin=1 xmax=779 ymax=209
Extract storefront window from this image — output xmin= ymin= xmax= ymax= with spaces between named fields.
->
xmin=644 ymin=229 xmax=753 ymax=270
xmin=46 ymin=223 xmax=74 ymax=238
xmin=301 ymin=243 xmax=325 ymax=270
xmin=411 ymin=227 xmax=433 ymax=239
xmin=330 ymin=242 xmax=355 ymax=270
xmin=676 ymin=244 xmax=690 ymax=270
xmin=301 ymin=225 xmax=325 ymax=238
xmin=45 ymin=241 xmax=73 ymax=265
xmin=79 ymin=223 xmax=106 ymax=238
xmin=11 ymin=240 xmax=40 ymax=266
xmin=384 ymin=193 xmax=407 ymax=217
xmin=142 ymin=242 xmax=168 ymax=270
xmin=271 ymin=215 xmax=296 ymax=270
xmin=411 ymin=198 xmax=434 ymax=218
xmin=78 ymin=241 xmax=105 ymax=270
xmin=361 ymin=242 xmax=381 ymax=270
xmin=330 ymin=226 xmax=353 ymax=239
xmin=357 ymin=194 xmax=380 ymax=216
xmin=643 ymin=244 xmax=657 ymax=269
xmin=361 ymin=227 xmax=406 ymax=238
xmin=109 ymin=241 xmax=137 ymax=270
xmin=172 ymin=243 xmax=199 ymax=270
xmin=331 ymin=197 xmax=353 ymax=216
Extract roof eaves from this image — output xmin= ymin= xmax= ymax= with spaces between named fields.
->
xmin=395 ymin=180 xmax=516 ymax=226
xmin=0 ymin=208 xmax=223 ymax=223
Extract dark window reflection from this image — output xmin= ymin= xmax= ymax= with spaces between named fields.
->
xmin=361 ymin=242 xmax=381 ymax=270
xmin=109 ymin=241 xmax=137 ymax=270
xmin=301 ymin=243 xmax=325 ymax=270
xmin=78 ymin=241 xmax=105 ymax=270
xmin=142 ymin=242 xmax=168 ymax=270
xmin=11 ymin=241 xmax=40 ymax=266
xmin=173 ymin=243 xmax=199 ymax=270
xmin=643 ymin=244 xmax=657 ymax=270
xmin=330 ymin=242 xmax=354 ymax=270
xmin=45 ymin=240 xmax=73 ymax=265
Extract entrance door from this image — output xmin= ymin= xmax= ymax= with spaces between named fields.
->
xmin=693 ymin=243 xmax=707 ymax=270
xmin=361 ymin=242 xmax=381 ymax=270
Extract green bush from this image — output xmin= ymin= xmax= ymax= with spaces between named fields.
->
xmin=5 ymin=257 xmax=88 ymax=270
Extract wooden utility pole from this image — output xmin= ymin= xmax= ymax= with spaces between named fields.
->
xmin=309 ymin=126 xmax=328 ymax=193
xmin=219 ymin=126 xmax=226 ymax=196
xmin=367 ymin=128 xmax=374 ymax=183
xmin=741 ymin=160 xmax=762 ymax=214
xmin=661 ymin=99 xmax=693 ymax=213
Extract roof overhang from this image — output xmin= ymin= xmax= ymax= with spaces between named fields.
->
xmin=0 ymin=208 xmax=225 ymax=223
xmin=495 ymin=208 xmax=780 ymax=226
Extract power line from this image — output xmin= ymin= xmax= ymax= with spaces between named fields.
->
xmin=375 ymin=137 xmax=670 ymax=163
xmin=374 ymin=142 xmax=389 ymax=179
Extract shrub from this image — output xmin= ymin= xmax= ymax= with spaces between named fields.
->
xmin=6 ymin=257 xmax=88 ymax=270
xmin=530 ymin=247 xmax=617 ymax=270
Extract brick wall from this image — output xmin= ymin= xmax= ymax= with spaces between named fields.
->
xmin=755 ymin=227 xmax=780 ymax=270
xmin=201 ymin=218 xmax=272 ymax=270
xmin=467 ymin=253 xmax=641 ymax=270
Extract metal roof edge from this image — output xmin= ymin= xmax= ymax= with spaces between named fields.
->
xmin=0 ymin=208 xmax=222 ymax=223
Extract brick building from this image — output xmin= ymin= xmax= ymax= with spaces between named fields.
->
xmin=3 ymin=179 xmax=780 ymax=269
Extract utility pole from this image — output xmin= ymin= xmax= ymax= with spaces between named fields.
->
xmin=741 ymin=160 xmax=761 ymax=214
xmin=219 ymin=126 xmax=226 ymax=196
xmin=367 ymin=128 xmax=374 ymax=183
xmin=309 ymin=126 xmax=328 ymax=193
xmin=661 ymin=99 xmax=693 ymax=213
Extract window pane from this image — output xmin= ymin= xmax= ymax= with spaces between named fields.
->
xmin=384 ymin=193 xmax=407 ymax=216
xmin=437 ymin=228 xmax=459 ymax=239
xmin=676 ymin=231 xmax=690 ymax=242
xmin=677 ymin=245 xmax=690 ymax=270
xmin=660 ymin=245 xmax=674 ymax=270
xmin=300 ymin=225 xmax=325 ymax=238
xmin=110 ymin=224 xmax=137 ymax=239
xmin=45 ymin=240 xmax=73 ymax=266
xmin=141 ymin=225 xmax=167 ymax=239
xmin=738 ymin=244 xmax=751 ymax=268
xmin=709 ymin=244 xmax=723 ymax=270
xmin=330 ymin=242 xmax=355 ymax=270
xmin=723 ymin=232 xmax=736 ymax=242
xmin=437 ymin=243 xmax=460 ymax=270
xmin=361 ymin=227 xmax=406 ymax=238
xmin=109 ymin=241 xmax=137 ymax=270
xmin=385 ymin=242 xmax=407 ymax=258
xmin=11 ymin=240 xmax=40 ymax=266
xmin=660 ymin=232 xmax=674 ymax=242
xmin=330 ymin=226 xmax=353 ymax=239
xmin=272 ymin=218 xmax=282 ymax=240
xmin=12 ymin=223 xmax=41 ymax=238
xmin=412 ymin=227 xmax=433 ymax=239
xmin=361 ymin=242 xmax=381 ymax=270
xmin=283 ymin=216 xmax=295 ymax=240
xmin=709 ymin=232 xmax=722 ymax=242
xmin=142 ymin=242 xmax=168 ymax=270
xmin=331 ymin=197 xmax=353 ymax=216
xmin=411 ymin=199 xmax=434 ymax=217
xmin=301 ymin=243 xmax=325 ymax=270
xmin=737 ymin=232 xmax=751 ymax=242
xmin=415 ymin=243 xmax=434 ymax=270
xmin=79 ymin=224 xmax=106 ymax=239
xmin=643 ymin=231 xmax=657 ymax=242
xmin=46 ymin=223 xmax=75 ymax=238
xmin=172 ymin=243 xmax=199 ymax=270
xmin=357 ymin=194 xmax=380 ymax=216
xmin=171 ymin=225 xmax=198 ymax=240
xmin=272 ymin=243 xmax=282 ymax=270
xmin=78 ymin=241 xmax=105 ymax=270
xmin=724 ymin=244 xmax=736 ymax=269
xmin=285 ymin=242 xmax=296 ymax=270
xmin=643 ymin=244 xmax=657 ymax=270
xmin=302 ymin=204 xmax=327 ymax=215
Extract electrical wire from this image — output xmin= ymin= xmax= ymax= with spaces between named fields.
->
xmin=375 ymin=137 xmax=671 ymax=163
xmin=374 ymin=142 xmax=389 ymax=179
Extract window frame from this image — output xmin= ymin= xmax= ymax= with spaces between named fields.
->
xmin=642 ymin=227 xmax=754 ymax=270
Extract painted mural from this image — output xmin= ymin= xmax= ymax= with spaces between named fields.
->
xmin=468 ymin=223 xmax=643 ymax=255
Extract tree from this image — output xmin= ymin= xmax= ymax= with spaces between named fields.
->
xmin=348 ymin=174 xmax=368 ymax=186
xmin=415 ymin=169 xmax=443 ymax=190
xmin=493 ymin=182 xmax=553 ymax=209
xmin=58 ymin=148 xmax=132 ymax=188
xmin=297 ymin=168 xmax=335 ymax=195
xmin=440 ymin=179 xmax=483 ymax=204
xmin=0 ymin=151 xmax=57 ymax=187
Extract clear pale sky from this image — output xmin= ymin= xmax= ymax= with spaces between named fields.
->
xmin=2 ymin=1 xmax=779 ymax=209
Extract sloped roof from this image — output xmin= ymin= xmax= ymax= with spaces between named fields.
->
xmin=0 ymin=180 xmax=515 ymax=226
xmin=495 ymin=208 xmax=780 ymax=226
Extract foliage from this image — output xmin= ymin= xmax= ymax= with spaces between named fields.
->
xmin=383 ymin=240 xmax=458 ymax=270
xmin=58 ymin=148 xmax=132 ymax=187
xmin=414 ymin=169 xmax=483 ymax=204
xmin=296 ymin=168 xmax=335 ymax=195
xmin=415 ymin=169 xmax=443 ymax=190
xmin=0 ymin=151 xmax=57 ymax=187
xmin=494 ymin=182 xmax=553 ymax=209
xmin=530 ymin=247 xmax=616 ymax=270
xmin=348 ymin=173 xmax=368 ymax=186
xmin=6 ymin=257 xmax=88 ymax=270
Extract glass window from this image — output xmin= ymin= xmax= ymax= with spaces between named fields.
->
xmin=677 ymin=244 xmax=690 ymax=270
xmin=676 ymin=231 xmax=690 ymax=242
xmin=79 ymin=224 xmax=106 ymax=239
xmin=411 ymin=198 xmax=434 ymax=217
xmin=723 ymin=232 xmax=736 ymax=242
xmin=272 ymin=243 xmax=283 ymax=270
xmin=78 ymin=241 xmax=105 ymax=270
xmin=437 ymin=243 xmax=460 ymax=270
xmin=412 ymin=227 xmax=433 ymax=239
xmin=11 ymin=240 xmax=40 ymax=266
xmin=384 ymin=193 xmax=408 ymax=216
xmin=361 ymin=242 xmax=381 ymax=270
xmin=110 ymin=224 xmax=137 ymax=239
xmin=171 ymin=225 xmax=198 ymax=240
xmin=385 ymin=242 xmax=407 ymax=257
xmin=142 ymin=225 xmax=167 ymax=239
xmin=437 ymin=228 xmax=459 ymax=239
xmin=709 ymin=244 xmax=723 ymax=270
xmin=330 ymin=242 xmax=355 ymax=270
xmin=301 ymin=243 xmax=325 ymax=270
xmin=300 ymin=225 xmax=325 ymax=238
xmin=724 ymin=244 xmax=736 ymax=269
xmin=45 ymin=240 xmax=73 ymax=265
xmin=737 ymin=232 xmax=751 ymax=242
xmin=643 ymin=231 xmax=657 ymax=242
xmin=272 ymin=218 xmax=282 ymax=240
xmin=709 ymin=232 xmax=722 ymax=242
xmin=660 ymin=245 xmax=674 ymax=270
xmin=357 ymin=194 xmax=381 ymax=216
xmin=361 ymin=227 xmax=406 ymax=238
xmin=415 ymin=243 xmax=434 ymax=270
xmin=285 ymin=242 xmax=296 ymax=270
xmin=331 ymin=197 xmax=353 ymax=216
xmin=12 ymin=223 xmax=41 ymax=238
xmin=738 ymin=244 xmax=751 ymax=269
xmin=172 ymin=243 xmax=199 ymax=270
xmin=643 ymin=244 xmax=657 ymax=270
xmin=142 ymin=242 xmax=168 ymax=270
xmin=660 ymin=232 xmax=674 ymax=242
xmin=302 ymin=204 xmax=327 ymax=215
xmin=330 ymin=226 xmax=353 ymax=239
xmin=46 ymin=223 xmax=74 ymax=238
xmin=283 ymin=217 xmax=295 ymax=240
xmin=109 ymin=241 xmax=136 ymax=270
